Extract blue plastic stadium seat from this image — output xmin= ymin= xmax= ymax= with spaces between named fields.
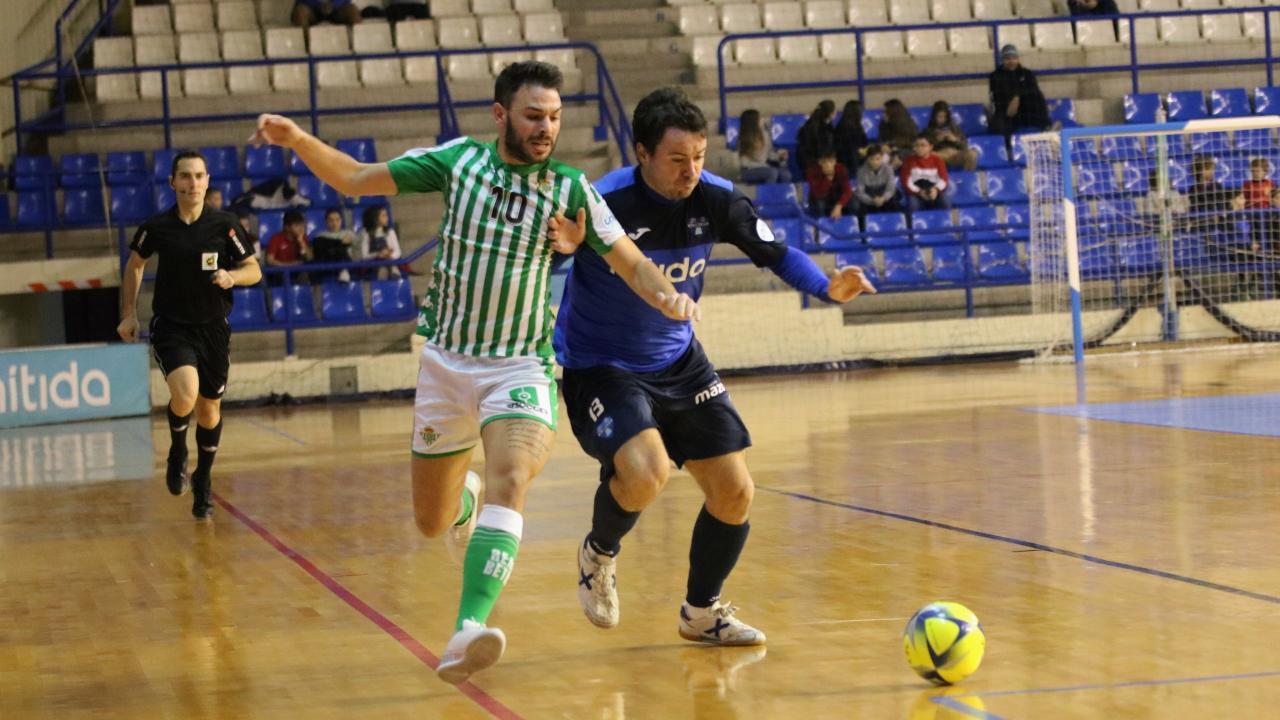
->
xmin=911 ymin=209 xmax=958 ymax=245
xmin=1166 ymin=157 xmax=1193 ymax=192
xmin=931 ymin=245 xmax=969 ymax=283
xmin=834 ymin=247 xmax=879 ymax=284
xmin=985 ymin=169 xmax=1028 ymax=204
xmin=865 ymin=212 xmax=909 ymax=248
xmin=1100 ymin=135 xmax=1144 ymax=161
xmin=1048 ymin=98 xmax=1080 ymax=128
xmin=16 ymin=191 xmax=53 ymax=228
xmin=970 ymin=135 xmax=1010 ymax=169
xmin=0 ymin=195 xmax=9 ymax=227
xmin=289 ymin=150 xmax=314 ymax=177
xmin=950 ymin=104 xmax=988 ymax=137
xmin=321 ymin=282 xmax=366 ymax=321
xmin=1210 ymin=88 xmax=1251 ymax=118
xmin=303 ymin=207 xmax=328 ymax=237
xmin=298 ymin=176 xmax=341 ymax=208
xmin=1217 ymin=156 xmax=1250 ymax=188
xmin=64 ymin=187 xmax=105 ymax=225
xmin=257 ymin=209 xmax=286 ymax=240
xmin=1124 ymin=93 xmax=1161 ymax=124
xmin=1077 ymin=163 xmax=1118 ymax=198
xmin=1095 ymin=197 xmax=1137 ymax=219
xmin=1187 ymin=132 xmax=1230 ymax=155
xmin=14 ymin=155 xmax=55 ymax=191
xmin=153 ymin=184 xmax=176 ymax=211
xmin=271 ymin=283 xmax=317 ymax=323
xmin=908 ymin=106 xmax=931 ymax=130
xmin=59 ymin=154 xmax=99 ymax=189
xmin=1173 ymin=233 xmax=1206 ymax=267
xmin=212 ymin=178 xmax=243 ymax=204
xmin=336 ymin=137 xmax=378 ymax=164
xmin=106 ymin=151 xmax=147 ymax=186
xmin=229 ymin=286 xmax=270 ymax=328
xmin=152 ymin=148 xmax=178 ymax=183
xmin=977 ymin=242 xmax=1027 ymax=280
xmin=723 ymin=116 xmax=741 ymax=151
xmin=768 ymin=218 xmax=808 ymax=246
xmin=1118 ymin=159 xmax=1152 ymax=195
xmin=1165 ymin=91 xmax=1207 ymax=122
xmin=370 ymin=278 xmax=416 ymax=319
xmin=753 ymin=183 xmax=800 ymax=219
xmin=816 ymin=216 xmax=858 ymax=246
xmin=1003 ymin=204 xmax=1030 ymax=241
xmin=200 ymin=145 xmax=240 ymax=181
xmin=1009 ymin=135 xmax=1028 ymax=167
xmin=861 ymin=109 xmax=884 ymax=140
xmin=769 ymin=113 xmax=806 ymax=148
xmin=243 ymin=144 xmax=285 ymax=180
xmin=883 ymin=247 xmax=930 ymax=285
xmin=109 ymin=184 xmax=153 ymax=223
xmin=957 ymin=206 xmax=1001 ymax=242
xmin=1119 ymin=236 xmax=1160 ymax=274
xmin=1254 ymin=86 xmax=1280 ymax=115
xmin=1235 ymin=128 xmax=1274 ymax=151
xmin=949 ymin=170 xmax=986 ymax=206
xmin=1068 ymin=138 xmax=1100 ymax=163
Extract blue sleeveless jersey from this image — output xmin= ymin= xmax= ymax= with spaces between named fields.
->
xmin=554 ymin=167 xmax=788 ymax=372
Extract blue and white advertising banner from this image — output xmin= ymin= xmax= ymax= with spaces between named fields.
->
xmin=0 ymin=344 xmax=151 ymax=429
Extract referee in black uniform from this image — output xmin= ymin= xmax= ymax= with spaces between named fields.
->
xmin=117 ymin=151 xmax=261 ymax=519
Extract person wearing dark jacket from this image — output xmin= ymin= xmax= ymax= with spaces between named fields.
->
xmin=988 ymin=45 xmax=1052 ymax=137
xmin=833 ymin=100 xmax=869 ymax=172
xmin=1068 ymin=0 xmax=1119 ymax=16
xmin=795 ymin=99 xmax=836 ymax=175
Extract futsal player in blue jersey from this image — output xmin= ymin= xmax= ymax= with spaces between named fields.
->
xmin=552 ymin=88 xmax=876 ymax=645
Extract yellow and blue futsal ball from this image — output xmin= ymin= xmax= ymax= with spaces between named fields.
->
xmin=903 ymin=601 xmax=985 ymax=685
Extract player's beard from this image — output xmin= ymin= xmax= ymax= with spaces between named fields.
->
xmin=504 ymin=118 xmax=556 ymax=165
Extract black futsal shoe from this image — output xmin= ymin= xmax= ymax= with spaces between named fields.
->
xmin=166 ymin=452 xmax=189 ymax=496
xmin=191 ymin=470 xmax=213 ymax=520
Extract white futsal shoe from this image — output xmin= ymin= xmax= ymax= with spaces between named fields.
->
xmin=678 ymin=600 xmax=766 ymax=646
xmin=436 ymin=619 xmax=506 ymax=685
xmin=577 ymin=537 xmax=620 ymax=628
xmin=444 ymin=471 xmax=482 ymax=565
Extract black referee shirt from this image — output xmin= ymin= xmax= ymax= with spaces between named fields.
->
xmin=130 ymin=206 xmax=256 ymax=324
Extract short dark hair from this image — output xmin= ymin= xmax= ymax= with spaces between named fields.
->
xmin=283 ymin=208 xmax=305 ymax=227
xmin=324 ymin=206 xmax=343 ymax=218
xmin=494 ymin=60 xmax=563 ymax=108
xmin=170 ymin=150 xmax=207 ymax=178
xmin=632 ymin=87 xmax=707 ymax=155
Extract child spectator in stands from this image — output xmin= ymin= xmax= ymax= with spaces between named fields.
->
xmin=853 ymin=143 xmax=900 ymax=219
xmin=924 ymin=101 xmax=978 ymax=171
xmin=1135 ymin=167 xmax=1187 ymax=218
xmin=737 ymin=109 xmax=791 ymax=184
xmin=387 ymin=0 xmax=429 ymax=22
xmin=1243 ymin=158 xmax=1273 ymax=210
xmin=834 ymin=100 xmax=869 ymax=172
xmin=358 ymin=205 xmax=403 ymax=279
xmin=988 ymin=45 xmax=1052 ymax=137
xmin=1188 ymin=155 xmax=1245 ymax=215
xmin=205 ymin=187 xmax=225 ymax=212
xmin=805 ymin=140 xmax=853 ymax=220
xmin=878 ymin=99 xmax=920 ymax=160
xmin=293 ymin=0 xmax=362 ymax=28
xmin=266 ymin=208 xmax=313 ymax=285
xmin=311 ymin=207 xmax=356 ymax=283
xmin=796 ymin=99 xmax=836 ymax=175
xmin=900 ymin=134 xmax=951 ymax=213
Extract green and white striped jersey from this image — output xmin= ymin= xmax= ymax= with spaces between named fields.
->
xmin=387 ymin=136 xmax=623 ymax=359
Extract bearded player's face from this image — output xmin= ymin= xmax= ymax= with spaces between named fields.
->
xmin=498 ymin=84 xmax=561 ymax=165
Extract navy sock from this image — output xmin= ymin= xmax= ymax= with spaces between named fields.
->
xmin=167 ymin=404 xmax=192 ymax=460
xmin=586 ymin=480 xmax=640 ymax=556
xmin=685 ymin=505 xmax=749 ymax=607
xmin=195 ymin=421 xmax=222 ymax=476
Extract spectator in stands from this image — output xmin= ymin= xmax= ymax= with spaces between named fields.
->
xmin=737 ymin=109 xmax=791 ymax=184
xmin=354 ymin=0 xmax=386 ymax=19
xmin=804 ymin=140 xmax=853 ymax=220
xmin=988 ymin=45 xmax=1052 ymax=137
xmin=833 ymin=100 xmax=869 ymax=172
xmin=387 ymin=0 xmax=429 ymax=23
xmin=266 ymin=208 xmax=313 ymax=284
xmin=311 ymin=207 xmax=356 ymax=283
xmin=205 ymin=187 xmax=225 ymax=212
xmin=900 ymin=134 xmax=951 ymax=213
xmin=1135 ymin=167 xmax=1187 ymax=217
xmin=235 ymin=207 xmax=264 ymax=269
xmin=293 ymin=0 xmax=362 ymax=28
xmin=924 ymin=101 xmax=977 ymax=171
xmin=1067 ymin=0 xmax=1119 ymax=16
xmin=795 ymin=99 xmax=836 ymax=175
xmin=852 ymin=143 xmax=900 ymax=219
xmin=1188 ymin=155 xmax=1245 ymax=216
xmin=878 ymin=99 xmax=919 ymax=160
xmin=358 ymin=205 xmax=403 ymax=278
xmin=1243 ymin=158 xmax=1274 ymax=210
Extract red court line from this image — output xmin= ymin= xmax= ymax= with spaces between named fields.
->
xmin=213 ymin=492 xmax=525 ymax=720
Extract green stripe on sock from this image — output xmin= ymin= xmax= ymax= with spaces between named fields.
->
xmin=453 ymin=483 xmax=475 ymax=526
xmin=455 ymin=526 xmax=520 ymax=630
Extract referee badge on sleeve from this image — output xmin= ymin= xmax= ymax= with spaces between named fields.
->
xmin=201 ymin=252 xmax=219 ymax=271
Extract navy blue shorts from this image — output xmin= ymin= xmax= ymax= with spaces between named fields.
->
xmin=562 ymin=339 xmax=751 ymax=483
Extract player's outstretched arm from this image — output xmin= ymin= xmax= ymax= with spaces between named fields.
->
xmin=767 ymin=245 xmax=876 ymax=303
xmin=117 ymin=252 xmax=147 ymax=342
xmin=827 ymin=265 xmax=877 ymax=302
xmin=250 ymin=114 xmax=397 ymax=198
xmin=602 ymin=237 xmax=700 ymax=322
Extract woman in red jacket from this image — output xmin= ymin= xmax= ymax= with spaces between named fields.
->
xmin=900 ymin=134 xmax=951 ymax=213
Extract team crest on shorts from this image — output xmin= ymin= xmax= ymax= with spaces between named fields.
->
xmin=419 ymin=425 xmax=440 ymax=447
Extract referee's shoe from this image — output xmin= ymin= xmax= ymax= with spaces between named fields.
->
xmin=191 ymin=470 xmax=213 ymax=520
xmin=166 ymin=452 xmax=190 ymax=496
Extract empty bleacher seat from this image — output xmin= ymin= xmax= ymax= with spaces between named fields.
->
xmin=1118 ymin=236 xmax=1160 ymax=274
xmin=64 ymin=188 xmax=106 ymax=225
xmin=950 ymin=104 xmax=989 ymax=137
xmin=93 ymin=37 xmax=137 ymax=101
xmin=106 ymin=152 xmax=148 ymax=186
xmin=337 ymin=138 xmax=377 ymax=164
xmin=265 ymin=28 xmax=308 ymax=92
xmin=1049 ymin=98 xmax=1081 ymax=128
xmin=883 ymin=247 xmax=930 ymax=285
xmin=201 ymin=146 xmax=241 ymax=181
xmin=949 ymin=171 xmax=987 ymax=206
xmin=778 ymin=35 xmax=821 ymax=64
xmin=438 ymin=16 xmax=481 ymax=48
xmin=819 ymin=34 xmax=857 ymax=62
xmin=735 ymin=38 xmax=777 ymax=65
xmin=769 ymin=114 xmax=806 ymax=147
xmin=680 ymin=5 xmax=720 ymax=35
xmin=212 ymin=178 xmax=243 ymax=202
xmin=136 ymin=35 xmax=182 ymax=100
xmin=229 ymin=286 xmax=271 ymax=328
xmin=447 ymin=54 xmax=491 ymax=81
xmin=931 ymin=245 xmax=970 ymax=282
xmin=816 ymin=216 xmax=858 ymax=246
xmin=865 ymin=212 xmax=910 ymax=248
xmin=1201 ymin=14 xmax=1244 ymax=43
xmin=1158 ymin=16 xmax=1202 ymax=44
xmin=431 ymin=0 xmax=472 ymax=16
xmin=863 ymin=31 xmax=906 ymax=59
xmin=1004 ymin=204 xmax=1030 ymax=240
xmin=1068 ymin=137 xmax=1100 ymax=163
xmin=222 ymin=30 xmax=271 ymax=95
xmin=768 ymin=218 xmax=809 ymax=246
xmin=949 ymin=27 xmax=992 ymax=55
xmin=834 ymin=248 xmax=879 ymax=285
xmin=889 ymin=0 xmax=930 ymax=23
xmin=753 ymin=183 xmax=800 ymax=218
xmin=977 ymin=242 xmax=1028 ymax=279
xmin=804 ymin=0 xmax=845 ymax=27
xmin=299 ymin=176 xmax=342 ymax=208
xmin=472 ymin=0 xmax=512 ymax=14
xmin=1076 ymin=19 xmax=1118 ymax=47
xmin=907 ymin=29 xmax=949 ymax=56
xmin=302 ymin=208 xmax=327 ymax=237
xmin=973 ymin=0 xmax=1015 ymax=19
xmin=931 ymin=0 xmax=972 ymax=21
xmin=370 ymin=278 xmax=417 ymax=319
xmin=132 ymin=5 xmax=172 ymax=36
xmin=848 ymin=0 xmax=889 ymax=24
xmin=1124 ymin=92 xmax=1162 ymax=124
xmin=321 ymin=282 xmax=367 ymax=320
xmin=180 ymin=32 xmax=227 ymax=97
xmin=763 ymin=1 xmax=804 ymax=31
xmin=522 ymin=11 xmax=566 ymax=43
xmin=1166 ymin=91 xmax=1207 ymax=121
xmin=970 ymin=136 xmax=1011 ymax=169
xmin=720 ymin=3 xmax=762 ymax=33
xmin=16 ymin=191 xmax=54 ymax=228
xmin=217 ymin=2 xmax=259 ymax=31
xmin=1033 ymin=22 xmax=1075 ymax=50
xmin=911 ymin=209 xmax=958 ymax=245
xmin=60 ymin=154 xmax=100 ymax=189
xmin=272 ymin=284 xmax=318 ymax=323
xmin=173 ymin=3 xmax=214 ymax=34
xmin=1255 ymin=86 xmax=1280 ymax=115
xmin=1210 ymin=88 xmax=1251 ymax=118
xmin=244 ymin=145 xmax=286 ymax=180
xmin=110 ymin=184 xmax=154 ymax=223
xmin=958 ymin=206 xmax=1003 ymax=242
xmin=15 ymin=155 xmax=54 ymax=190
xmin=514 ymin=0 xmax=554 ymax=11
xmin=1119 ymin=158 xmax=1153 ymax=194
xmin=986 ymin=169 xmax=1028 ymax=203
xmin=309 ymin=25 xmax=359 ymax=88
xmin=1077 ymin=164 xmax=1118 ymax=198
xmin=1119 ymin=17 xmax=1160 ymax=46
xmin=1235 ymin=128 xmax=1274 ymax=151
xmin=1100 ymin=135 xmax=1144 ymax=161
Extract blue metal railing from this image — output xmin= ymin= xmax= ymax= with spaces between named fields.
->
xmin=715 ymin=7 xmax=1280 ymax=133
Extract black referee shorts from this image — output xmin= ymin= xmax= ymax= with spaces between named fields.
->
xmin=562 ymin=339 xmax=752 ymax=484
xmin=149 ymin=316 xmax=231 ymax=400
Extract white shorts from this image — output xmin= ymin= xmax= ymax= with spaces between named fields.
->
xmin=411 ymin=342 xmax=558 ymax=458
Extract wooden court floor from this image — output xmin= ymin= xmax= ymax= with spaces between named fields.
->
xmin=3 ymin=346 xmax=1280 ymax=719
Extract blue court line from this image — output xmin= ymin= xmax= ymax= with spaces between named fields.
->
xmin=241 ymin=418 xmax=308 ymax=446
xmin=756 ymin=486 xmax=1280 ymax=606
xmin=930 ymin=696 xmax=1007 ymax=720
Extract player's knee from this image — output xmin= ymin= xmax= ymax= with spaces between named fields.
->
xmin=711 ymin=478 xmax=754 ymax=522
xmin=617 ymin=455 xmax=669 ymax=504
xmin=194 ymin=400 xmax=221 ymax=427
xmin=484 ymin=466 xmax=535 ymax=505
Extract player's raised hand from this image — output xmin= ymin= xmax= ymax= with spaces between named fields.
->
xmin=827 ymin=265 xmax=877 ymax=303
xmin=250 ymin=113 xmax=304 ymax=149
xmin=656 ymin=291 xmax=701 ymax=322
xmin=547 ymin=207 xmax=587 ymax=254
xmin=117 ymin=315 xmax=139 ymax=343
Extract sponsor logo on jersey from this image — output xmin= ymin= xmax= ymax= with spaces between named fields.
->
xmin=687 ymin=216 xmax=710 ymax=237
xmin=419 ymin=425 xmax=440 ymax=448
xmin=228 ymin=228 xmax=247 ymax=256
xmin=656 ymin=256 xmax=708 ymax=283
xmin=693 ymin=380 xmax=727 ymax=405
xmin=627 ymin=227 xmax=651 ymax=241
xmin=201 ymin=252 xmax=218 ymax=271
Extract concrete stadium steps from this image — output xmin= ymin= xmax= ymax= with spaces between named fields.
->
xmin=5 ymin=227 xmax=122 ymax=262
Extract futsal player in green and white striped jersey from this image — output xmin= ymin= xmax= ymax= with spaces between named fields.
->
xmin=251 ymin=61 xmax=699 ymax=684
